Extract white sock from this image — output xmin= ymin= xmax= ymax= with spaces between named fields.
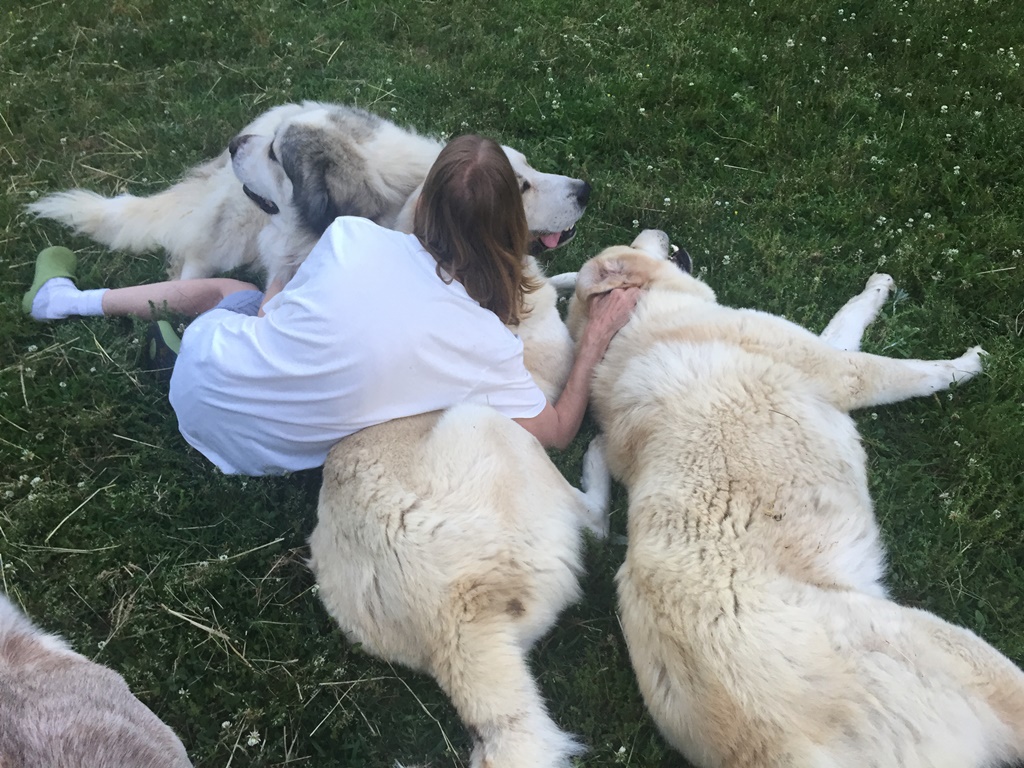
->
xmin=30 ymin=278 xmax=108 ymax=321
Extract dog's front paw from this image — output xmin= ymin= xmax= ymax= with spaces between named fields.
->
xmin=547 ymin=272 xmax=578 ymax=294
xmin=865 ymin=273 xmax=895 ymax=295
xmin=579 ymin=437 xmax=611 ymax=539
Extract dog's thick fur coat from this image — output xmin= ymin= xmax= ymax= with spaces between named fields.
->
xmin=567 ymin=231 xmax=1024 ymax=768
xmin=308 ymin=262 xmax=608 ymax=768
xmin=27 ymin=102 xmax=590 ymax=288
xmin=0 ymin=592 xmax=191 ymax=767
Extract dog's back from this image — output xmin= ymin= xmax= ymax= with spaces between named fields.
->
xmin=0 ymin=593 xmax=192 ymax=768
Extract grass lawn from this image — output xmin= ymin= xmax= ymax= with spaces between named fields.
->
xmin=1 ymin=0 xmax=1022 ymax=765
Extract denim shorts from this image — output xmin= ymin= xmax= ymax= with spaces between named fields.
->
xmin=214 ymin=289 xmax=264 ymax=316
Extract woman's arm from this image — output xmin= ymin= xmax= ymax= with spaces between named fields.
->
xmin=257 ymin=276 xmax=288 ymax=317
xmin=514 ymin=287 xmax=639 ymax=449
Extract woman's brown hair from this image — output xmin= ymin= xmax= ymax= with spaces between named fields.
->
xmin=413 ymin=134 xmax=539 ymax=325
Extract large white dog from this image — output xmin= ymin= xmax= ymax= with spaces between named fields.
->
xmin=567 ymin=231 xmax=1024 ymax=768
xmin=308 ymin=261 xmax=610 ymax=768
xmin=0 ymin=592 xmax=192 ymax=767
xmin=26 ymin=102 xmax=591 ymax=289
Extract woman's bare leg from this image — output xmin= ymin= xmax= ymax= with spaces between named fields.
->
xmin=101 ymin=278 xmax=260 ymax=319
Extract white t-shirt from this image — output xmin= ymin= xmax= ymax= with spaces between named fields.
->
xmin=168 ymin=216 xmax=547 ymax=475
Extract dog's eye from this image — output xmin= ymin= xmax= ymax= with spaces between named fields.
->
xmin=268 ymin=144 xmax=278 ymax=163
xmin=520 ymin=180 xmax=531 ymax=193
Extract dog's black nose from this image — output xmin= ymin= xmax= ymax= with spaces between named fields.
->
xmin=228 ymin=134 xmax=250 ymax=158
xmin=575 ymin=181 xmax=591 ymax=208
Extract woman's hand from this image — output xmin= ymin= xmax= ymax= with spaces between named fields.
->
xmin=579 ymin=286 xmax=641 ymax=359
xmin=514 ymin=286 xmax=640 ymax=450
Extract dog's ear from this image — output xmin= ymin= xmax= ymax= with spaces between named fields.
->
xmin=576 ymin=253 xmax=653 ymax=301
xmin=281 ymin=137 xmax=341 ymax=235
xmin=671 ymin=245 xmax=692 ymax=274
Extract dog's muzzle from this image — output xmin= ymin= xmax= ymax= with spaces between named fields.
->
xmin=242 ymin=185 xmax=280 ymax=215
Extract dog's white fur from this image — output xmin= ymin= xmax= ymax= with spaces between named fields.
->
xmin=567 ymin=231 xmax=1024 ymax=768
xmin=308 ymin=261 xmax=608 ymax=768
xmin=27 ymin=102 xmax=591 ymax=289
xmin=0 ymin=592 xmax=191 ymax=767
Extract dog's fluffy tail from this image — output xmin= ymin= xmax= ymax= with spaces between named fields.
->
xmin=429 ymin=610 xmax=584 ymax=768
xmin=27 ymin=189 xmax=181 ymax=256
xmin=25 ymin=156 xmax=260 ymax=279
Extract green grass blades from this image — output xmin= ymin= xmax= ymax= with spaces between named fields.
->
xmin=2 ymin=0 xmax=1022 ymax=765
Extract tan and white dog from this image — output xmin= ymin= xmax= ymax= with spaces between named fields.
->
xmin=27 ymin=102 xmax=591 ymax=289
xmin=567 ymin=230 xmax=1024 ymax=768
xmin=0 ymin=592 xmax=191 ymax=767
xmin=308 ymin=262 xmax=609 ymax=768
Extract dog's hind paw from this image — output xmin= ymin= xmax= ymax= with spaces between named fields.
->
xmin=951 ymin=345 xmax=986 ymax=383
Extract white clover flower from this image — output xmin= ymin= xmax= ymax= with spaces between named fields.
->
xmin=246 ymin=730 xmax=261 ymax=747
xmin=27 ymin=344 xmax=38 ymax=353
xmin=221 ymin=721 xmax=232 ymax=730
xmin=786 ymin=38 xmax=795 ymax=48
xmin=941 ymin=105 xmax=948 ymax=113
xmin=30 ymin=477 xmax=41 ymax=487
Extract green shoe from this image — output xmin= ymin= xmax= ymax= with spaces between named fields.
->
xmin=22 ymin=246 xmax=77 ymax=314
xmin=142 ymin=320 xmax=181 ymax=380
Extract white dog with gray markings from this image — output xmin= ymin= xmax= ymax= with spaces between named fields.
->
xmin=27 ymin=102 xmax=591 ymax=290
xmin=0 ymin=592 xmax=191 ymax=767
xmin=566 ymin=230 xmax=1023 ymax=768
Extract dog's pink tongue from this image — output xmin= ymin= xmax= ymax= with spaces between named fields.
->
xmin=540 ymin=232 xmax=562 ymax=249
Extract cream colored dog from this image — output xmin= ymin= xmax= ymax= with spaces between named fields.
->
xmin=308 ymin=261 xmax=609 ymax=768
xmin=0 ymin=592 xmax=191 ymax=767
xmin=568 ymin=230 xmax=1024 ymax=768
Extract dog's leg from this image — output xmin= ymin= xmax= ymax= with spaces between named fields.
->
xmin=575 ymin=437 xmax=611 ymax=539
xmin=430 ymin=617 xmax=584 ymax=768
xmin=547 ymin=272 xmax=578 ymax=294
xmin=821 ymin=345 xmax=984 ymax=412
xmin=819 ymin=273 xmax=894 ymax=351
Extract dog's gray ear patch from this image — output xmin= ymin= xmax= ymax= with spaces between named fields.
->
xmin=671 ymin=244 xmax=692 ymax=274
xmin=280 ymin=131 xmax=342 ymax=236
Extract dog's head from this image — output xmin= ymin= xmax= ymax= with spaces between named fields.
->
xmin=230 ymin=104 xmax=412 ymax=241
xmin=499 ymin=146 xmax=591 ymax=255
xmin=567 ymin=229 xmax=712 ymax=338
xmin=391 ymin=145 xmax=591 ymax=254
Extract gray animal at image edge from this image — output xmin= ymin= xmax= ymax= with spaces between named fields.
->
xmin=567 ymin=230 xmax=1024 ymax=768
xmin=0 ymin=592 xmax=192 ymax=767
xmin=26 ymin=101 xmax=592 ymax=289
xmin=308 ymin=253 xmax=612 ymax=768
